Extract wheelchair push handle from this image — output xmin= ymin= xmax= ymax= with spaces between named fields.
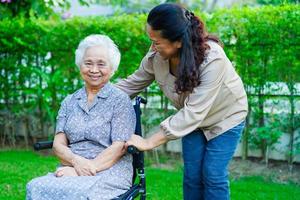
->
xmin=140 ymin=97 xmax=147 ymax=104
xmin=33 ymin=141 xmax=53 ymax=151
xmin=135 ymin=96 xmax=147 ymax=105
xmin=127 ymin=145 xmax=140 ymax=154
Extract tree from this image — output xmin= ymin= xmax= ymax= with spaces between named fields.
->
xmin=257 ymin=0 xmax=299 ymax=5
xmin=92 ymin=0 xmax=220 ymax=13
xmin=0 ymin=0 xmax=89 ymax=19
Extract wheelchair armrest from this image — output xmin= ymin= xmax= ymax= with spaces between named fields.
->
xmin=127 ymin=145 xmax=141 ymax=154
xmin=33 ymin=141 xmax=53 ymax=151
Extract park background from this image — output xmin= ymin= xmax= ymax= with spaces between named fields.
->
xmin=0 ymin=0 xmax=299 ymax=199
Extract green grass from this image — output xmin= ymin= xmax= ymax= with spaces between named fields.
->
xmin=0 ymin=150 xmax=299 ymax=200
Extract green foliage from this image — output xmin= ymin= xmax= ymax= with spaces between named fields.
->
xmin=0 ymin=150 xmax=58 ymax=200
xmin=206 ymin=4 xmax=300 ymax=161
xmin=95 ymin=0 xmax=211 ymax=13
xmin=0 ymin=4 xmax=299 ymax=163
xmin=257 ymin=0 xmax=299 ymax=5
xmin=230 ymin=176 xmax=300 ymax=200
xmin=207 ymin=4 xmax=300 ymax=84
xmin=249 ymin=114 xmax=283 ymax=149
xmin=142 ymin=107 xmax=176 ymax=134
xmin=0 ymin=0 xmax=90 ymax=19
xmin=0 ymin=14 xmax=149 ymax=139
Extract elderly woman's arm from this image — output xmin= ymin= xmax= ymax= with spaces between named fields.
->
xmin=91 ymin=141 xmax=126 ymax=172
xmin=54 ymin=95 xmax=97 ymax=176
xmin=53 ymin=132 xmax=97 ymax=176
xmin=90 ymin=92 xmax=136 ymax=172
xmin=53 ymin=133 xmax=74 ymax=166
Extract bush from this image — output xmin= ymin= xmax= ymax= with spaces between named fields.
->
xmin=0 ymin=5 xmax=299 ymax=163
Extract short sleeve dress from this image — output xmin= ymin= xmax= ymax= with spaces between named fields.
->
xmin=26 ymin=83 xmax=136 ymax=200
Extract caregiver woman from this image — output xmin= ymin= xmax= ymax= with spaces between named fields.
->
xmin=116 ymin=3 xmax=248 ymax=200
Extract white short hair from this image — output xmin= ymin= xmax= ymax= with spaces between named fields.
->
xmin=75 ymin=34 xmax=121 ymax=73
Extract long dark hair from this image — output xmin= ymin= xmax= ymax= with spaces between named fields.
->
xmin=147 ymin=3 xmax=222 ymax=94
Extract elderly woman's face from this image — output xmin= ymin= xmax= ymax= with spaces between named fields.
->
xmin=80 ymin=45 xmax=112 ymax=88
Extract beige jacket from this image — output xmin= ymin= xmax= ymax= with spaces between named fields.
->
xmin=115 ymin=41 xmax=248 ymax=140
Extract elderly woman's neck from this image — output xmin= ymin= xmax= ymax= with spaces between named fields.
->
xmin=89 ymin=88 xmax=100 ymax=94
xmin=86 ymin=85 xmax=103 ymax=96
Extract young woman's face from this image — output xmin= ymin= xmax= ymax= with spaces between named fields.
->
xmin=146 ymin=24 xmax=182 ymax=59
xmin=80 ymin=45 xmax=112 ymax=88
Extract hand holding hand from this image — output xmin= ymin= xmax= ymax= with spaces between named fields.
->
xmin=72 ymin=155 xmax=97 ymax=176
xmin=55 ymin=166 xmax=78 ymax=177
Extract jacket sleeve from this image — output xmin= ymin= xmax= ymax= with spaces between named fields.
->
xmin=115 ymin=52 xmax=155 ymax=98
xmin=160 ymin=57 xmax=226 ymax=139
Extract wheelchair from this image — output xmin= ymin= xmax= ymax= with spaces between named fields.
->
xmin=33 ymin=96 xmax=147 ymax=200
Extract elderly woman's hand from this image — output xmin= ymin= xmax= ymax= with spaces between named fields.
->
xmin=55 ymin=166 xmax=78 ymax=177
xmin=72 ymin=155 xmax=97 ymax=176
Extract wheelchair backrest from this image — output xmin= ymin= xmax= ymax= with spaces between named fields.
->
xmin=131 ymin=97 xmax=146 ymax=183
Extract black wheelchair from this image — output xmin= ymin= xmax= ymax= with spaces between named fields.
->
xmin=33 ymin=96 xmax=147 ymax=200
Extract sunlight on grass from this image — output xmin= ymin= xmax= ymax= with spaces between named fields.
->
xmin=0 ymin=150 xmax=299 ymax=200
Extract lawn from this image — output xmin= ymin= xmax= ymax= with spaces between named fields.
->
xmin=0 ymin=150 xmax=299 ymax=200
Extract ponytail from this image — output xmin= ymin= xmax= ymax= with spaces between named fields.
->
xmin=147 ymin=3 xmax=222 ymax=94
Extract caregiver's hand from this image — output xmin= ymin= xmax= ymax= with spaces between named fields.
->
xmin=126 ymin=131 xmax=169 ymax=151
xmin=126 ymin=134 xmax=153 ymax=151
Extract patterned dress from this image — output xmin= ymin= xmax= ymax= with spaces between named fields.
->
xmin=26 ymin=83 xmax=136 ymax=200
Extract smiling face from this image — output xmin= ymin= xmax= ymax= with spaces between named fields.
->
xmin=146 ymin=24 xmax=182 ymax=60
xmin=80 ymin=45 xmax=112 ymax=89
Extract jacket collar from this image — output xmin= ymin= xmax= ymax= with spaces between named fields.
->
xmin=74 ymin=83 xmax=112 ymax=113
xmin=74 ymin=83 xmax=112 ymax=100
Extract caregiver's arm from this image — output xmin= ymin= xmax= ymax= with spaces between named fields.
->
xmin=115 ymin=51 xmax=155 ymax=98
xmin=127 ymin=58 xmax=227 ymax=150
xmin=126 ymin=130 xmax=170 ymax=151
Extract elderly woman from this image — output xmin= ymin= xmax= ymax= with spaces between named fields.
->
xmin=26 ymin=34 xmax=136 ymax=200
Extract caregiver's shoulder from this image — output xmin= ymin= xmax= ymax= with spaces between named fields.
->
xmin=110 ymin=83 xmax=132 ymax=102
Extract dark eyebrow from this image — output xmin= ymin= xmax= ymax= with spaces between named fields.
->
xmin=97 ymin=59 xmax=106 ymax=63
xmin=83 ymin=59 xmax=106 ymax=63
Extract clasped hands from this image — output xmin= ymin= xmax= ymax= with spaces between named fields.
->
xmin=55 ymin=155 xmax=97 ymax=177
xmin=54 ymin=134 xmax=153 ymax=177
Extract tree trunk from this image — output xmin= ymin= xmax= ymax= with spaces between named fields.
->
xmin=265 ymin=145 xmax=269 ymax=168
xmin=164 ymin=96 xmax=169 ymax=112
xmin=242 ymin=102 xmax=250 ymax=160
xmin=160 ymin=91 xmax=163 ymax=110
xmin=143 ymin=88 xmax=148 ymax=111
xmin=37 ymin=55 xmax=44 ymax=137
xmin=258 ymin=89 xmax=266 ymax=161
xmin=259 ymin=57 xmax=268 ymax=162
xmin=287 ymin=82 xmax=295 ymax=172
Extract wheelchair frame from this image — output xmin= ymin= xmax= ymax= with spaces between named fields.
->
xmin=33 ymin=96 xmax=147 ymax=200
